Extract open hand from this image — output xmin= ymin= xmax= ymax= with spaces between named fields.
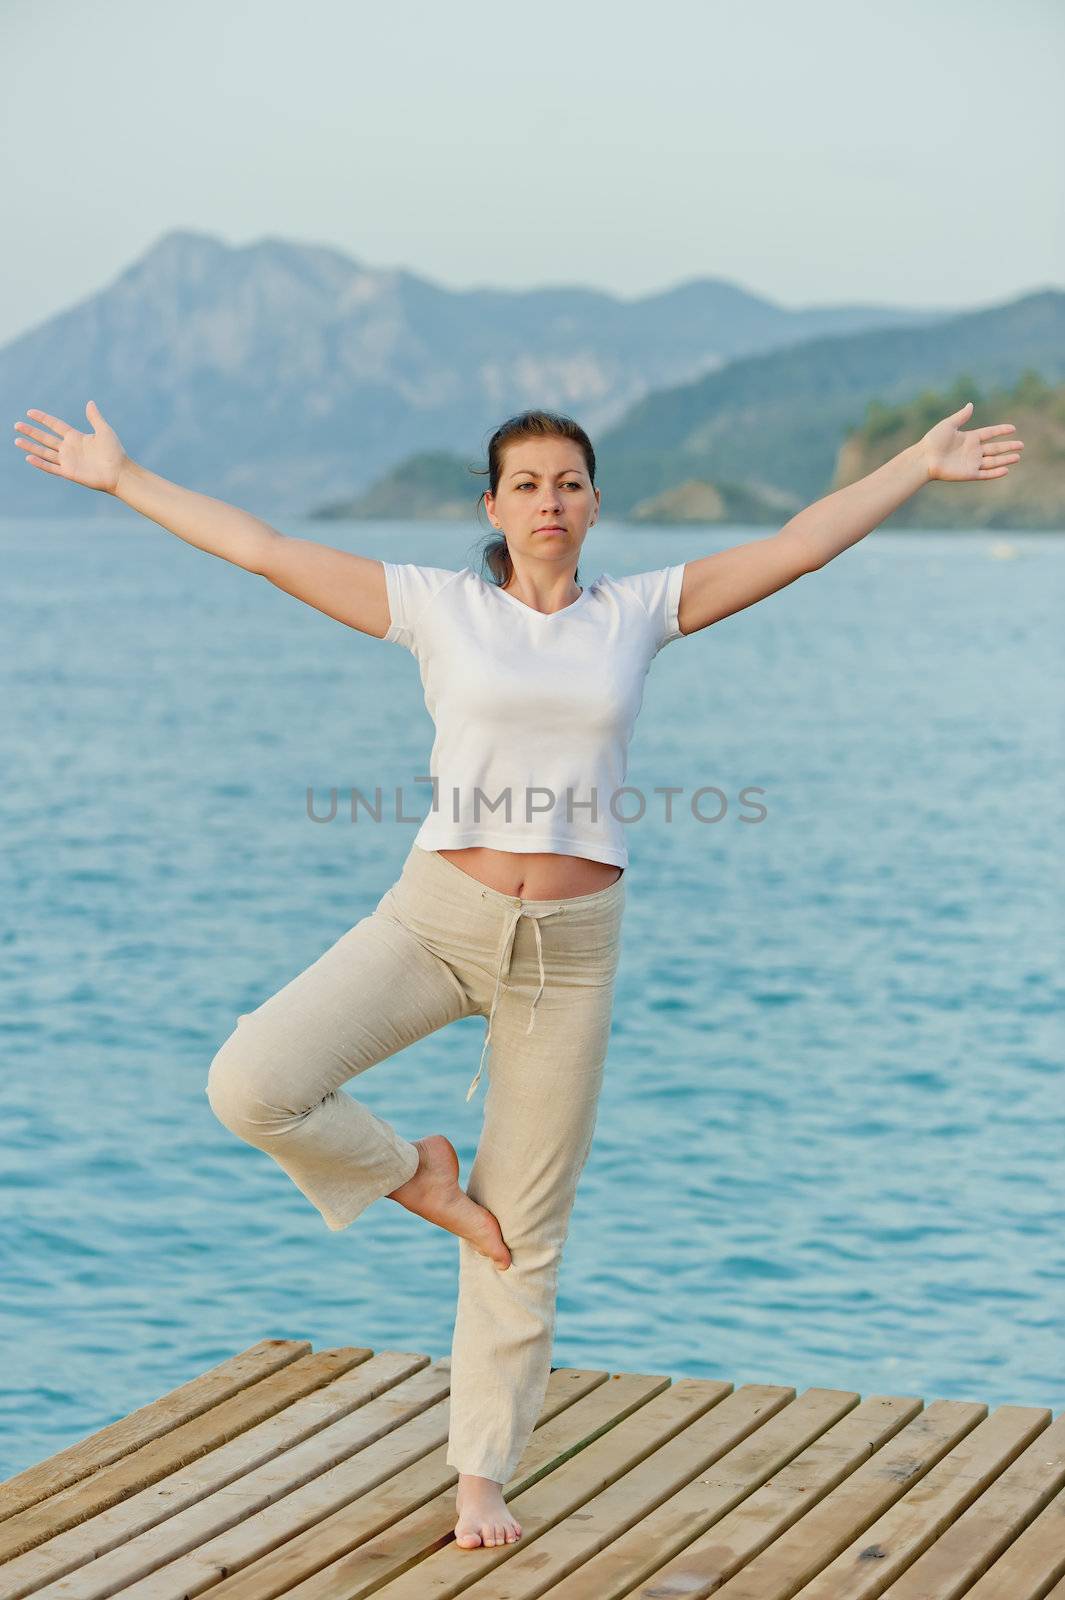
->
xmin=13 ymin=400 xmax=129 ymax=494
xmin=920 ymin=400 xmax=1024 ymax=483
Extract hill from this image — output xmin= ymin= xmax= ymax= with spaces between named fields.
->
xmin=594 ymin=288 xmax=1065 ymax=514
xmin=833 ymin=371 xmax=1065 ymax=529
xmin=0 ymin=227 xmax=957 ymax=521
xmin=316 ymin=292 xmax=1064 ymax=526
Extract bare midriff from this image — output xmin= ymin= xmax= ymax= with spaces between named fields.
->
xmin=434 ymin=846 xmax=623 ymax=900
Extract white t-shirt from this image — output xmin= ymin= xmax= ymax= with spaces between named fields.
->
xmin=381 ymin=561 xmax=687 ymax=868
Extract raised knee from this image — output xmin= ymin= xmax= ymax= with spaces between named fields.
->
xmin=205 ymin=1025 xmax=272 ymax=1133
xmin=205 ymin=1033 xmax=241 ymax=1124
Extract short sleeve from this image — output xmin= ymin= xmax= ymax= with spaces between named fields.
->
xmin=612 ymin=563 xmax=686 ymax=655
xmin=381 ymin=561 xmax=460 ymax=653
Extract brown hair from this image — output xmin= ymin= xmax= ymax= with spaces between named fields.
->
xmin=468 ymin=410 xmax=597 ymax=588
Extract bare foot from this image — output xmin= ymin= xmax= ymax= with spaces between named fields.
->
xmin=386 ymin=1135 xmax=512 ymax=1269
xmin=453 ymin=1473 xmax=523 ymax=1549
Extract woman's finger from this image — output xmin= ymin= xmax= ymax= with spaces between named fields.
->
xmin=976 ymin=423 xmax=1016 ymax=440
xmin=25 ymin=408 xmax=72 ymax=438
xmin=14 ymin=420 xmax=61 ymax=448
xmin=983 ymin=439 xmax=1024 ymax=455
xmin=24 ymin=454 xmax=63 ymax=475
xmin=15 ymin=437 xmax=59 ymax=458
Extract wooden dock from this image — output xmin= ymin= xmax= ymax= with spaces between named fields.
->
xmin=2 ymin=1337 xmax=1063 ymax=1598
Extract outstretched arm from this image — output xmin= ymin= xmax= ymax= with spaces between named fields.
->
xmin=676 ymin=400 xmax=1025 ymax=638
xmin=14 ymin=400 xmax=392 ymax=638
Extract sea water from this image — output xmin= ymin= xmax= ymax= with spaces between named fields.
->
xmin=1 ymin=514 xmax=1061 ymax=1476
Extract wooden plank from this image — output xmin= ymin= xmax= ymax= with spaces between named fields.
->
xmin=0 ymin=1339 xmax=311 ymax=1524
xmin=1 ymin=1351 xmax=436 ymax=1600
xmin=346 ymin=1375 xmax=738 ymax=1600
xmin=880 ymin=1412 xmax=1065 ymax=1598
xmin=81 ymin=1366 xmax=621 ymax=1600
xmin=528 ymin=1389 xmax=918 ymax=1600
xmin=178 ymin=1369 xmax=663 ymax=1600
xmin=5 ymin=1343 xmax=1061 ymax=1600
xmin=783 ymin=1403 xmax=1050 ymax=1599
xmin=614 ymin=1397 xmax=987 ymax=1600
xmin=0 ymin=1345 xmax=369 ymax=1564
xmin=959 ymin=1481 xmax=1065 ymax=1600
xmin=445 ymin=1381 xmax=810 ymax=1600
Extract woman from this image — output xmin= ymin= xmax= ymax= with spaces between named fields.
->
xmin=14 ymin=397 xmax=1022 ymax=1551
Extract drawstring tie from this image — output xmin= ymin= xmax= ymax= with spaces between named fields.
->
xmin=466 ymin=895 xmax=565 ymax=1102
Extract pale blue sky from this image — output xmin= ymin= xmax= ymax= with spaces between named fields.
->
xmin=2 ymin=0 xmax=1061 ymax=350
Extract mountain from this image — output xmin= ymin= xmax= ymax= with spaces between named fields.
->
xmin=1 ymin=228 xmax=952 ymax=520
xmin=312 ymin=451 xmax=483 ymax=521
xmin=831 ymin=371 xmax=1065 ymax=529
xmin=593 ymin=288 xmax=1065 ymax=513
xmin=313 ymin=296 xmax=1065 ymax=527
xmin=316 ymin=452 xmax=803 ymax=524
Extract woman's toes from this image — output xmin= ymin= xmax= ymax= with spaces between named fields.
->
xmin=453 ymin=1485 xmax=522 ymax=1550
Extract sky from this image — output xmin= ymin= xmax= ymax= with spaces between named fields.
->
xmin=1 ymin=0 xmax=1062 ymax=351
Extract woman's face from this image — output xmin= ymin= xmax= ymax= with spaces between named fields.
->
xmin=484 ymin=437 xmax=600 ymax=570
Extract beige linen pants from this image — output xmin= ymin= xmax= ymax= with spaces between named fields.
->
xmin=205 ymin=840 xmax=626 ymax=1482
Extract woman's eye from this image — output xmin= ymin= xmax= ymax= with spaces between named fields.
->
xmin=516 ymin=482 xmax=580 ymax=490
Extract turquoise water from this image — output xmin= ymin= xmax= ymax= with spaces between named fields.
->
xmin=2 ymin=514 xmax=1062 ymax=1478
